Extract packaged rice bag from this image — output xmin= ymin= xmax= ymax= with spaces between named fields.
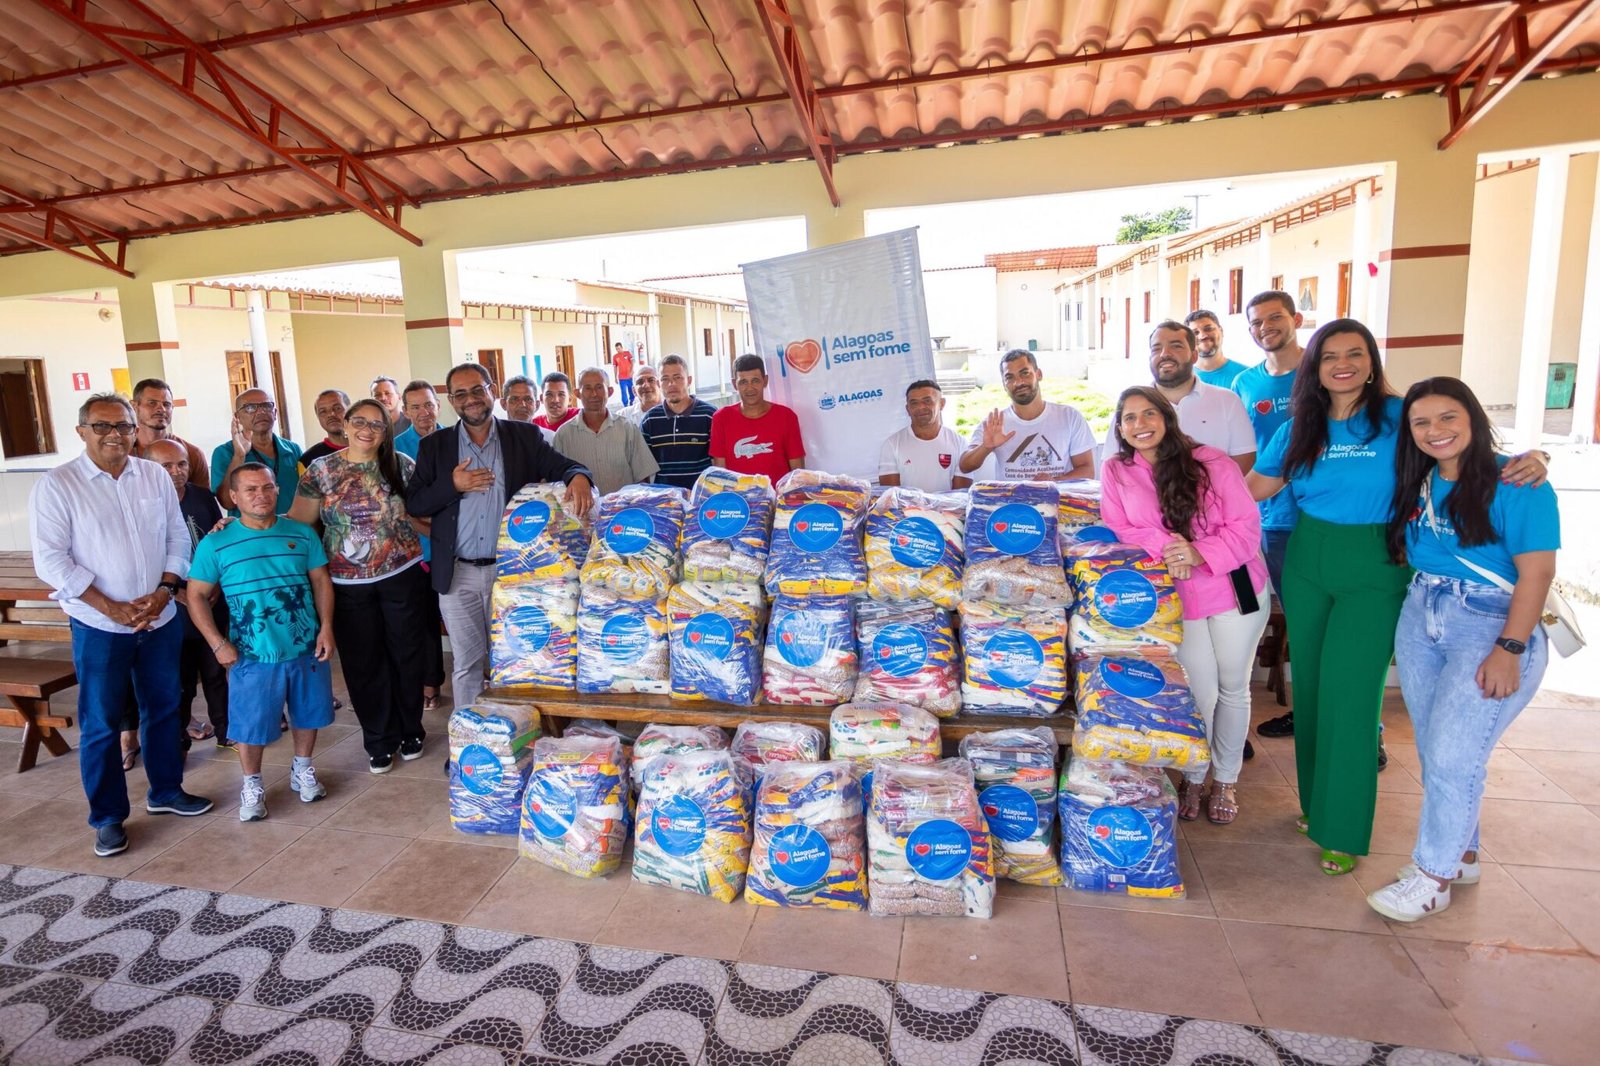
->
xmin=763 ymin=594 xmax=858 ymax=706
xmin=668 ymin=581 xmax=766 ymax=705
xmin=489 ymin=580 xmax=578 ymax=689
xmin=746 ymin=760 xmax=867 ymax=910
xmin=765 ymin=469 xmax=871 ymax=596
xmin=683 ymin=468 xmax=775 ymax=584
xmin=497 ymin=482 xmax=596 ymax=582
xmin=963 ymin=480 xmax=1070 ymax=609
xmin=576 ymin=586 xmax=670 ymax=695
xmin=865 ymin=487 xmax=965 ymax=608
xmin=867 ymin=758 xmax=995 ymax=918
xmin=853 ymin=600 xmax=961 ymax=718
xmin=960 ymin=728 xmax=1064 ymax=886
xmin=633 ymin=748 xmax=750 ymax=901
xmin=579 ymin=484 xmax=685 ymax=599
xmin=448 ymin=700 xmax=540 ymax=835
xmin=1072 ymin=652 xmax=1210 ymax=770
xmin=520 ymin=734 xmax=629 ymax=878
xmin=730 ymin=720 xmax=826 ymax=796
xmin=632 ymin=723 xmax=728 ymax=783
xmin=958 ymin=601 xmax=1069 ymax=717
xmin=829 ymin=701 xmax=940 ymax=802
xmin=1058 ymin=754 xmax=1183 ymax=898
xmin=1067 ymin=541 xmax=1183 ymax=655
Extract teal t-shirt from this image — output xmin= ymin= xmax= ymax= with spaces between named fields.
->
xmin=1406 ymin=460 xmax=1561 ymax=585
xmin=1196 ymin=359 xmax=1245 ymax=388
xmin=1231 ymin=362 xmax=1299 ymax=530
xmin=210 ymin=435 xmax=304 ymax=516
xmin=188 ymin=518 xmax=327 ymax=663
xmin=1257 ymin=396 xmax=1402 ymax=526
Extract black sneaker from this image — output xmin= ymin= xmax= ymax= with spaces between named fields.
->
xmin=1257 ymin=712 xmax=1295 ymax=739
xmin=146 ymin=791 xmax=214 ymax=817
xmin=370 ymin=753 xmax=394 ymax=775
xmin=399 ymin=737 xmax=424 ymax=762
xmin=1378 ymin=741 xmax=1389 ymax=772
xmin=94 ymin=823 xmax=128 ymax=857
xmin=1243 ymin=739 xmax=1255 ymax=761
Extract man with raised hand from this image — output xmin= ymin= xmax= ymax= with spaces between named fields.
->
xmin=211 ymin=388 xmax=303 ymax=515
xmin=879 ymin=380 xmax=972 ymax=492
xmin=959 ymin=348 xmax=1095 ymax=482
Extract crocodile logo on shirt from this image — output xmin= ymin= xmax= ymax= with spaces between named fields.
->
xmin=733 ymin=435 xmax=774 ymax=459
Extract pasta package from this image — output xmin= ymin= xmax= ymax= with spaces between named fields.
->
xmin=958 ymin=601 xmax=1069 ymax=717
xmin=746 ymin=761 xmax=866 ymax=910
xmin=730 ymin=721 xmax=826 ymax=795
xmin=682 ymin=469 xmax=775 ymax=584
xmin=853 ymin=600 xmax=961 ymax=717
xmin=576 ymin=587 xmax=670 ymax=695
xmin=579 ymin=484 xmax=685 ymax=599
xmin=959 ymin=728 xmax=1064 ymax=886
xmin=489 ymin=580 xmax=578 ymax=689
xmin=865 ymin=487 xmax=965 ymax=608
xmin=448 ymin=701 xmax=540 ymax=835
xmin=1067 ymin=541 xmax=1183 ymax=655
xmin=764 ymin=469 xmax=871 ymax=596
xmin=867 ymin=759 xmax=995 ymax=919
xmin=962 ymin=481 xmax=1070 ymax=609
xmin=497 ymin=482 xmax=596 ymax=582
xmin=633 ymin=749 xmax=751 ymax=902
xmin=632 ymin=723 xmax=728 ymax=783
xmin=1058 ymin=755 xmax=1183 ymax=898
xmin=762 ymin=594 xmax=858 ymax=706
xmin=520 ymin=734 xmax=629 ymax=878
xmin=668 ymin=581 xmax=766 ymax=705
xmin=1072 ymin=653 xmax=1210 ymax=770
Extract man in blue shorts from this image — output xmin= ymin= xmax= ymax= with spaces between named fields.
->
xmin=185 ymin=462 xmax=336 ymax=821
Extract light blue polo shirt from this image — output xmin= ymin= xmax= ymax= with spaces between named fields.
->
xmin=210 ymin=435 xmax=303 ymax=516
xmin=1406 ymin=459 xmax=1561 ymax=585
xmin=1257 ymin=396 xmax=1402 ymax=526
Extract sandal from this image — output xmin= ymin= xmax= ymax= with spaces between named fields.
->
xmin=1320 ymin=849 xmax=1357 ymax=876
xmin=186 ymin=721 xmax=215 ymax=742
xmin=121 ymin=744 xmax=140 ymax=771
xmin=1207 ymin=783 xmax=1239 ymax=825
xmin=1295 ymin=816 xmax=1309 ymax=835
xmin=423 ymin=688 xmax=440 ymax=712
xmin=1177 ymin=780 xmax=1203 ymax=822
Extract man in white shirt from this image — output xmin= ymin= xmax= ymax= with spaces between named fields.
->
xmin=618 ymin=364 xmax=662 ymax=427
xmin=878 ymin=380 xmax=973 ymax=493
xmin=30 ymin=394 xmax=214 ymax=859
xmin=959 ymin=349 xmax=1096 ymax=481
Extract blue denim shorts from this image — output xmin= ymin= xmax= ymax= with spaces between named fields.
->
xmin=228 ymin=654 xmax=335 ymax=746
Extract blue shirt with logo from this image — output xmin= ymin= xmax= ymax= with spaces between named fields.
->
xmin=1231 ymin=363 xmax=1298 ymax=530
xmin=1256 ymin=396 xmax=1402 ymax=526
xmin=1406 ymin=459 xmax=1560 ymax=585
xmin=188 ymin=517 xmax=327 ymax=663
xmin=1196 ymin=359 xmax=1246 ymax=388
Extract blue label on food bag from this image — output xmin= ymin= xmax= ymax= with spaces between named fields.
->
xmin=983 ymin=630 xmax=1045 ymax=688
xmin=699 ymin=492 xmax=751 ymax=540
xmin=980 ymin=784 xmax=1039 ymax=843
xmin=600 ymin=615 xmax=650 ymax=664
xmin=507 ymin=500 xmax=551 ymax=543
xmin=872 ymin=623 xmax=929 ymax=678
xmin=652 ymin=795 xmax=708 ymax=856
xmin=1093 ymin=570 xmax=1158 ymax=628
xmin=603 ymin=507 xmax=654 ymax=556
xmin=684 ymin=613 xmax=736 ymax=660
xmin=527 ymin=776 xmax=577 ymax=839
xmin=457 ymin=744 xmax=503 ymax=796
xmin=905 ymin=819 xmax=974 ymax=881
xmin=1073 ymin=525 xmax=1118 ymax=543
xmin=1086 ymin=806 xmax=1155 ymax=868
xmin=986 ymin=503 xmax=1046 ymax=556
xmin=1101 ymin=657 xmax=1166 ymax=699
xmin=889 ymin=516 xmax=944 ymax=569
xmin=788 ymin=503 xmax=843 ymax=552
xmin=774 ymin=610 xmax=828 ymax=667
xmin=505 ymin=605 xmax=551 ymax=654
xmin=769 ymin=823 xmax=833 ymax=887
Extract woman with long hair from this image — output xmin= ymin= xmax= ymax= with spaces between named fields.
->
xmin=1101 ymin=386 xmax=1271 ymax=824
xmin=291 ymin=398 xmax=430 ymax=774
xmin=1366 ymin=377 xmax=1558 ymax=921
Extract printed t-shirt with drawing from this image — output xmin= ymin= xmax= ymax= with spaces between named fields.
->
xmin=1230 ymin=363 xmax=1299 ymax=531
xmin=188 ymin=518 xmax=327 ymax=663
xmin=1406 ymin=456 xmax=1561 ymax=586
xmin=709 ymin=403 xmax=805 ymax=484
xmin=878 ymin=424 xmax=968 ymax=493
xmin=295 ymin=452 xmax=422 ymax=583
xmin=1196 ymin=359 xmax=1246 ymax=388
xmin=1255 ymin=396 xmax=1402 ymax=526
xmin=965 ymin=402 xmax=1095 ymax=480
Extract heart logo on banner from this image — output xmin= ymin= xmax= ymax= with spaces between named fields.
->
xmin=913 ymin=843 xmax=932 ymax=856
xmin=993 ymin=522 xmax=1008 ymax=533
xmin=785 ymin=338 xmax=823 ymax=374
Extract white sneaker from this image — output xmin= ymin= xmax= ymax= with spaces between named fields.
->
xmin=1368 ymin=872 xmax=1451 ymax=923
xmin=1396 ymin=858 xmax=1480 ymax=885
xmin=238 ymin=779 xmax=267 ymax=822
xmin=289 ymin=764 xmax=327 ymax=804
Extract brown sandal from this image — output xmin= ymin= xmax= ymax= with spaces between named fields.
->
xmin=1207 ymin=782 xmax=1239 ymax=825
xmin=1177 ymin=780 xmax=1203 ymax=821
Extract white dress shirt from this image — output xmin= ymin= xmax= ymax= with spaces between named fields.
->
xmin=1099 ymin=379 xmax=1257 ymax=463
xmin=29 ymin=452 xmax=191 ymax=633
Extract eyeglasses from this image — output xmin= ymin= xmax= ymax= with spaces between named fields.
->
xmin=82 ymin=421 xmax=137 ymax=436
xmin=238 ymin=401 xmax=277 ymax=414
xmin=139 ymin=399 xmax=174 ymax=410
xmin=449 ymin=385 xmax=492 ymax=403
xmin=344 ymin=416 xmax=388 ymax=433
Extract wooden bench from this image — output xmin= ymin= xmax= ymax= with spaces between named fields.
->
xmin=0 ymin=658 xmax=77 ymax=771
xmin=0 ymin=552 xmax=72 ymax=645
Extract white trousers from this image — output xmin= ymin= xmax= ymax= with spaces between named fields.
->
xmin=1175 ymin=589 xmax=1272 ymax=785
xmin=438 ymin=562 xmax=496 ymax=709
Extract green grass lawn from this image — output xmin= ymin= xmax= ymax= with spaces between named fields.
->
xmin=950 ymin=379 xmax=1116 ymax=438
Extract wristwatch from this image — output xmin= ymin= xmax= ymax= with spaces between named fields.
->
xmin=158 ymin=580 xmax=180 ymax=596
xmin=1494 ymin=636 xmax=1527 ymax=655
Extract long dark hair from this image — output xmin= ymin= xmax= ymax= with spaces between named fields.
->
xmin=344 ymin=399 xmax=409 ymax=499
xmin=1282 ymin=317 xmax=1394 ymax=479
xmin=1385 ymin=376 xmax=1501 ymax=564
xmin=1111 ymin=386 xmax=1211 ymax=540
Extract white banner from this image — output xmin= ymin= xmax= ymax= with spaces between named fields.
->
xmin=741 ymin=229 xmax=936 ymax=482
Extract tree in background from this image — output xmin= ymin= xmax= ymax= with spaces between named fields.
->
xmin=1115 ymin=206 xmax=1193 ymax=243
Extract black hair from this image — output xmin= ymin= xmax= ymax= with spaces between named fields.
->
xmin=315 ymin=388 xmax=350 ymax=406
xmin=734 ymin=354 xmax=766 ymax=375
xmin=1281 ymin=318 xmax=1393 ymax=480
xmin=542 ymin=371 xmax=572 ymax=388
xmin=1183 ymin=310 xmax=1219 ymax=327
xmin=1386 ymin=376 xmax=1502 ymax=564
xmin=446 ymin=362 xmax=493 ymax=391
xmin=227 ymin=460 xmax=273 ymax=493
xmin=1246 ymin=290 xmax=1296 ymax=317
xmin=342 ymin=399 xmax=409 ymax=499
xmin=1149 ymin=320 xmax=1195 ymax=349
xmin=132 ymin=378 xmax=171 ymax=402
xmin=401 ymin=379 xmax=435 ymax=402
xmin=1110 ymin=386 xmax=1211 ymax=541
xmin=1000 ymin=348 xmax=1038 ymax=371
xmin=905 ymin=379 xmax=941 ymax=397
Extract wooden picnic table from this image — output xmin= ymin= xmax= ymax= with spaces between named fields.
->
xmin=0 ymin=551 xmax=76 ymax=770
xmin=0 ymin=550 xmax=71 ymax=644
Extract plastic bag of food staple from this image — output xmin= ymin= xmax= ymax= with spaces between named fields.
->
xmin=959 ymin=728 xmax=1064 ymax=886
xmin=520 ymin=733 xmax=629 ymax=878
xmin=580 ymin=484 xmax=685 ymax=599
xmin=867 ymin=758 xmax=995 ymax=918
xmin=667 ymin=581 xmax=766 ymax=705
xmin=764 ymin=469 xmax=871 ymax=596
xmin=829 ymin=701 xmax=940 ymax=803
xmin=448 ymin=700 xmax=541 ymax=835
xmin=497 ymin=482 xmax=596 ymax=582
xmin=853 ymin=600 xmax=961 ymax=718
xmin=763 ymin=594 xmax=858 ymax=706
xmin=633 ymin=748 xmax=751 ymax=901
xmin=963 ymin=480 xmax=1070 ymax=609
xmin=958 ymin=601 xmax=1069 ymax=717
xmin=576 ymin=586 xmax=670 ymax=695
xmin=1067 ymin=541 xmax=1183 ymax=655
xmin=682 ymin=468 xmax=775 ymax=585
xmin=1058 ymin=756 xmax=1183 ymax=898
xmin=865 ymin=487 xmax=966 ymax=608
xmin=489 ymin=580 xmax=578 ymax=689
xmin=1056 ymin=481 xmax=1113 ymax=549
xmin=632 ymin=723 xmax=728 ymax=784
xmin=1072 ymin=652 xmax=1210 ymax=770
xmin=746 ymin=760 xmax=867 ymax=910
xmin=730 ymin=720 xmax=826 ymax=798
xmin=1062 ymin=756 xmax=1169 ymax=808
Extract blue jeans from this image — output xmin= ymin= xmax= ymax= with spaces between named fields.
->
xmin=618 ymin=377 xmax=635 ymax=406
xmin=1395 ymin=574 xmax=1548 ymax=879
xmin=1263 ymin=527 xmax=1291 ymax=598
xmin=70 ymin=617 xmax=187 ymax=828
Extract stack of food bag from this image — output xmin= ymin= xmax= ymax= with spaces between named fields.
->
xmin=682 ymin=469 xmax=775 ymax=585
xmin=1071 ymin=653 xmax=1210 ymax=770
xmin=668 ymin=581 xmax=766 ymax=704
xmin=1066 ymin=541 xmax=1183 ymax=656
xmin=497 ymin=481 xmax=596 ymax=580
xmin=763 ymin=593 xmax=858 ymax=705
xmin=632 ymin=723 xmax=727 ymax=782
xmin=853 ymin=600 xmax=961 ymax=717
xmin=1056 ymin=481 xmax=1112 ymax=549
xmin=633 ymin=748 xmax=750 ymax=902
xmin=867 ymin=759 xmax=994 ymax=918
xmin=958 ymin=601 xmax=1069 ymax=717
xmin=959 ymin=728 xmax=1063 ymax=886
xmin=1057 ymin=754 xmax=1184 ymax=898
xmin=576 ymin=585 xmax=670 ymax=695
xmin=491 ymin=483 xmax=592 ymax=690
xmin=765 ymin=470 xmax=871 ymax=596
xmin=448 ymin=700 xmax=540 ymax=835
xmin=963 ymin=481 xmax=1071 ymax=609
xmin=829 ymin=702 xmax=940 ymax=777
xmin=520 ymin=734 xmax=629 ymax=878
xmin=730 ymin=720 xmax=825 ymax=797
xmin=746 ymin=760 xmax=867 ymax=910
xmin=865 ymin=487 xmax=965 ymax=608
xmin=579 ymin=484 xmax=684 ymax=600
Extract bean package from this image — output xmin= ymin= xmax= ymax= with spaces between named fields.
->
xmin=765 ymin=470 xmax=871 ymax=596
xmin=447 ymin=701 xmax=540 ymax=835
xmin=867 ymin=758 xmax=995 ymax=919
xmin=520 ymin=734 xmax=630 ymax=878
xmin=746 ymin=760 xmax=867 ymax=910
xmin=865 ymin=487 xmax=965 ymax=608
xmin=682 ymin=469 xmax=775 ymax=585
xmin=633 ymin=748 xmax=751 ymax=901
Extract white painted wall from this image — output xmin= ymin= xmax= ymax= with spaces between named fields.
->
xmin=0 ymin=294 xmax=127 ymax=477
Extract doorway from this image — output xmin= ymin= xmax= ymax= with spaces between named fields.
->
xmin=224 ymin=350 xmax=290 ymax=437
xmin=0 ymin=359 xmax=55 ymax=458
xmin=476 ymin=348 xmax=505 ymax=386
xmin=554 ymin=345 xmax=575 ymax=381
xmin=1337 ymin=261 xmax=1353 ymax=318
xmin=1123 ymin=297 xmax=1131 ymax=359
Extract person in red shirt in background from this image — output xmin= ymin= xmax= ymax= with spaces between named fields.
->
xmin=709 ymin=354 xmax=806 ymax=485
xmin=612 ymin=343 xmax=636 ymax=406
xmin=532 ymin=371 xmax=578 ymax=438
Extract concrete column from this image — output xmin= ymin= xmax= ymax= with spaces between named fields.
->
xmin=520 ymin=309 xmax=535 ymax=378
xmin=1571 ymin=155 xmax=1600 ymax=444
xmin=1350 ymin=179 xmax=1378 ymax=324
xmin=645 ymin=293 xmax=662 ymax=368
xmin=806 ymin=204 xmax=866 ymax=248
xmin=114 ymin=280 xmax=182 ymax=387
xmin=245 ymin=290 xmax=273 ymax=394
xmin=397 ymin=247 xmax=467 ymax=389
xmin=1513 ymin=154 xmax=1571 ymax=447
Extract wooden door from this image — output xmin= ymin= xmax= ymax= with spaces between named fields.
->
xmin=1337 ymin=261 xmax=1353 ymax=318
xmin=225 ymin=350 xmax=256 ymax=405
xmin=477 ymin=348 xmax=505 ymax=385
xmin=555 ymin=345 xmax=575 ymax=381
xmin=600 ymin=325 xmax=612 ymax=365
xmin=1123 ymin=297 xmax=1131 ymax=358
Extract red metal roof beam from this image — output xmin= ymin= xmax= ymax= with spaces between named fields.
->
xmin=754 ymin=0 xmax=840 ymax=207
xmin=0 ymin=181 xmax=131 ymax=276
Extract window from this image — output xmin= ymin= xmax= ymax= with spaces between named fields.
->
xmin=0 ymin=359 xmax=56 ymax=458
xmin=1143 ymin=291 xmax=1152 ymax=323
xmin=1271 ymin=274 xmax=1284 ymax=292
xmin=1188 ymin=279 xmax=1200 ymax=312
xmin=1228 ymin=268 xmax=1244 ymax=314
